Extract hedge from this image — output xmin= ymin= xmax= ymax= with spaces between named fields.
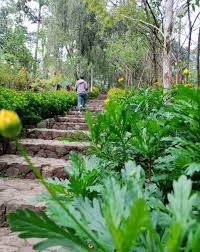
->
xmin=0 ymin=87 xmax=76 ymax=125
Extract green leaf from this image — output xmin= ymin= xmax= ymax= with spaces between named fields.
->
xmin=186 ymin=163 xmax=200 ymax=176
xmin=102 ymin=177 xmax=152 ymax=252
xmin=166 ymin=176 xmax=198 ymax=251
xmin=166 ymin=222 xmax=182 ymax=252
xmin=8 ymin=209 xmax=90 ymax=251
xmin=122 ymin=198 xmax=151 ymax=251
xmin=185 ymin=225 xmax=200 ymax=252
xmin=167 ymin=175 xmax=196 ymax=227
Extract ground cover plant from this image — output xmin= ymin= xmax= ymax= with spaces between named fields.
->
xmin=0 ymin=86 xmax=76 ymax=125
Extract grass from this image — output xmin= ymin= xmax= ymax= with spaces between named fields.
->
xmin=56 ymin=131 xmax=89 ymax=142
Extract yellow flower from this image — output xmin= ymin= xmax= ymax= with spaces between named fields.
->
xmin=0 ymin=110 xmax=22 ymax=138
xmin=184 ymin=83 xmax=193 ymax=88
xmin=118 ymin=77 xmax=124 ymax=83
xmin=183 ymin=68 xmax=189 ymax=75
xmin=104 ymin=99 xmax=110 ymax=105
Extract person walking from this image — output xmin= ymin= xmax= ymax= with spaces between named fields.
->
xmin=75 ymin=75 xmax=89 ymax=111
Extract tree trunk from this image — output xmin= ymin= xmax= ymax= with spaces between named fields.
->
xmin=34 ymin=4 xmax=42 ymax=75
xmin=187 ymin=0 xmax=192 ymax=69
xmin=163 ymin=0 xmax=174 ymax=89
xmin=90 ymin=66 xmax=93 ymax=91
xmin=152 ymin=33 xmax=158 ymax=81
xmin=197 ymin=28 xmax=200 ymax=87
xmin=176 ymin=18 xmax=181 ymax=84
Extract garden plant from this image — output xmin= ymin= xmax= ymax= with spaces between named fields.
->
xmin=0 ymin=85 xmax=199 ymax=252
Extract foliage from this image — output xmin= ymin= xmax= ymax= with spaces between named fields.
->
xmin=56 ymin=131 xmax=89 ymax=142
xmin=31 ymin=74 xmax=65 ymax=91
xmin=88 ymin=86 xmax=100 ymax=98
xmin=0 ymin=63 xmax=30 ymax=90
xmin=107 ymin=88 xmax=126 ymax=100
xmin=153 ymin=86 xmax=200 ymax=188
xmin=0 ymin=86 xmax=76 ymax=125
xmin=86 ymin=86 xmax=200 ymax=190
xmin=8 ymin=159 xmax=200 ymax=251
xmin=0 ymin=21 xmax=34 ymax=69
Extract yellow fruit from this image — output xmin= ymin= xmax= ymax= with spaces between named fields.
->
xmin=183 ymin=68 xmax=189 ymax=75
xmin=0 ymin=110 xmax=22 ymax=138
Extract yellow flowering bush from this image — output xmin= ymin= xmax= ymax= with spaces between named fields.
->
xmin=107 ymin=87 xmax=126 ymax=100
xmin=0 ymin=109 xmax=22 ymax=138
xmin=184 ymin=83 xmax=193 ymax=88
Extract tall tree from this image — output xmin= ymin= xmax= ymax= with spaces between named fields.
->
xmin=163 ymin=0 xmax=174 ymax=89
xmin=197 ymin=28 xmax=200 ymax=87
xmin=17 ymin=0 xmax=48 ymax=74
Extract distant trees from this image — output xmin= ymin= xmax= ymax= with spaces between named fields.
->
xmin=0 ymin=0 xmax=199 ymax=88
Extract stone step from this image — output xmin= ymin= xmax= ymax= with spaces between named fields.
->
xmin=59 ymin=114 xmax=85 ymax=119
xmin=26 ymin=128 xmax=89 ymax=140
xmin=0 ymin=228 xmax=58 ymax=251
xmin=7 ymin=139 xmax=90 ymax=160
xmin=86 ymin=107 xmax=103 ymax=111
xmin=0 ymin=155 xmax=69 ymax=179
xmin=57 ymin=116 xmax=86 ymax=123
xmin=51 ymin=122 xmax=88 ymax=130
xmin=0 ymin=177 xmax=45 ymax=227
xmin=0 ymin=227 xmax=58 ymax=251
xmin=67 ymin=110 xmax=101 ymax=116
xmin=37 ymin=118 xmax=88 ymax=130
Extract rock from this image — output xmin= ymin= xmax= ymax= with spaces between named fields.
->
xmin=45 ymin=150 xmax=57 ymax=159
xmin=0 ymin=203 xmax=6 ymax=227
xmin=37 ymin=149 xmax=47 ymax=158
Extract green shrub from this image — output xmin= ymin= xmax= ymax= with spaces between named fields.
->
xmin=86 ymin=86 xmax=200 ymax=191
xmin=31 ymin=74 xmax=65 ymax=91
xmin=107 ymin=87 xmax=127 ymax=100
xmin=0 ymin=64 xmax=30 ymax=90
xmin=0 ymin=86 xmax=76 ymax=125
xmin=87 ymin=86 xmax=100 ymax=98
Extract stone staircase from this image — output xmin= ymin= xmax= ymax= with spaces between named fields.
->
xmin=0 ymin=95 xmax=105 ymax=251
